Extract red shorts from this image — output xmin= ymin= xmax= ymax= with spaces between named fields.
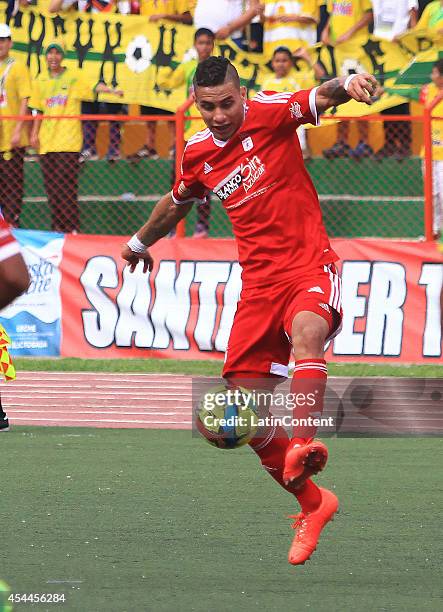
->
xmin=222 ymin=264 xmax=343 ymax=379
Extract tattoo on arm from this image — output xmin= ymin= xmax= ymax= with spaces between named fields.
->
xmin=319 ymin=78 xmax=350 ymax=106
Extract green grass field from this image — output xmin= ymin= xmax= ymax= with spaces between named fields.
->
xmin=2 ymin=429 xmax=442 ymax=612
xmin=2 ymin=358 xmax=442 ymax=611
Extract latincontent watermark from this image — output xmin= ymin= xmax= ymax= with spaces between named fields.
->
xmin=198 ymin=385 xmax=336 ymax=432
xmin=191 ymin=377 xmax=443 ymax=437
xmin=201 ymin=411 xmax=335 ymax=430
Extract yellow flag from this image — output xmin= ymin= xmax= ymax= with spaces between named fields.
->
xmin=0 ymin=325 xmax=16 ymax=382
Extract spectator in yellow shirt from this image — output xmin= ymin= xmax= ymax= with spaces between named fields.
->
xmin=261 ymin=46 xmax=324 ymax=158
xmin=158 ymin=27 xmax=214 ymax=237
xmin=30 ymin=41 xmax=122 ymax=233
xmin=134 ymin=0 xmax=196 ymax=160
xmin=416 ymin=0 xmax=443 ymax=36
xmin=49 ymin=0 xmax=129 ymax=163
xmin=321 ymin=0 xmax=374 ymax=160
xmin=157 ymin=27 xmax=214 ymax=140
xmin=420 ymin=59 xmax=443 ymax=238
xmin=140 ymin=0 xmax=194 ymax=22
xmin=0 ymin=23 xmax=31 ymax=227
xmin=321 ymin=0 xmax=373 ymax=45
xmin=263 ymin=0 xmax=321 ymax=58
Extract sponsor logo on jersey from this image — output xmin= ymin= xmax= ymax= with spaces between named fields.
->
xmin=203 ymin=162 xmax=213 ymax=174
xmin=241 ymin=136 xmax=254 ymax=152
xmin=319 ymin=303 xmax=331 ymax=313
xmin=241 ymin=155 xmax=266 ymax=192
xmin=45 ymin=95 xmax=68 ymax=108
xmin=214 ymin=155 xmax=266 ymax=201
xmin=289 ymin=101 xmax=303 ymax=120
xmin=332 ymin=1 xmax=353 ymax=17
xmin=214 ymin=166 xmax=243 ymax=201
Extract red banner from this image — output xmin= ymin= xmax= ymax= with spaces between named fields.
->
xmin=60 ymin=236 xmax=442 ymax=363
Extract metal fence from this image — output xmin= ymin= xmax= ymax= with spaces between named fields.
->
xmin=0 ymin=114 xmax=174 ymax=236
xmin=0 ymin=110 xmax=438 ymax=240
xmin=310 ymin=114 xmax=426 ymax=240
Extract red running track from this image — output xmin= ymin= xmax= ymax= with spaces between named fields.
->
xmin=2 ymin=372 xmax=441 ymax=434
xmin=0 ymin=372 xmax=193 ymax=429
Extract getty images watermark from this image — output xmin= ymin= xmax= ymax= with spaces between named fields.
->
xmin=191 ymin=377 xmax=443 ymax=437
xmin=201 ymin=386 xmax=335 ymax=430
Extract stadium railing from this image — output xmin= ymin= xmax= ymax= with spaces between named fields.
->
xmin=0 ymin=113 xmax=176 ymax=236
xmin=0 ymin=107 xmax=440 ymax=241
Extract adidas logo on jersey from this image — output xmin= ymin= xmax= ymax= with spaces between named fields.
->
xmin=308 ymin=286 xmax=324 ymax=294
xmin=204 ymin=162 xmax=213 ymax=174
xmin=319 ymin=303 xmax=330 ymax=313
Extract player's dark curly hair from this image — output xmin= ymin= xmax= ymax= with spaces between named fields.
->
xmin=193 ymin=56 xmax=240 ymax=89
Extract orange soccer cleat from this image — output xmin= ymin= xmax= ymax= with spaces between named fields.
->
xmin=288 ymin=486 xmax=339 ymax=565
xmin=283 ymin=438 xmax=328 ymax=488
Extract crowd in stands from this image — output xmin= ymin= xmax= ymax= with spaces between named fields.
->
xmin=1 ymin=1 xmax=443 ymax=236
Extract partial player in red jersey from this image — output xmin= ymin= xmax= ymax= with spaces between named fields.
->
xmin=0 ymin=217 xmax=29 ymax=310
xmin=121 ymin=58 xmax=379 ymax=565
xmin=0 ymin=216 xmax=30 ymax=431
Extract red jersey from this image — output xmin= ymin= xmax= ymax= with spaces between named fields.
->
xmin=0 ymin=217 xmax=20 ymax=262
xmin=172 ymin=88 xmax=338 ymax=288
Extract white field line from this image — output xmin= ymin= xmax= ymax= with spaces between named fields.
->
xmin=3 ymin=397 xmax=192 ymax=405
xmin=4 ymin=390 xmax=189 ymax=394
xmin=1 ymin=389 xmax=191 ymax=396
xmin=10 ymin=417 xmax=193 ymax=424
xmin=1 ymin=383 xmax=190 ymax=389
xmin=8 ymin=408 xmax=189 ymax=417
xmin=8 ymin=371 xmax=194 ymax=377
xmin=4 ymin=400 xmax=191 ymax=406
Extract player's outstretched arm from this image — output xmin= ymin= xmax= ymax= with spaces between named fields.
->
xmin=315 ymin=73 xmax=379 ymax=114
xmin=121 ymin=192 xmax=193 ymax=273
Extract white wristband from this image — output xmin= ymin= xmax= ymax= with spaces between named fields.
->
xmin=344 ymin=74 xmax=359 ymax=92
xmin=127 ymin=234 xmax=147 ymax=254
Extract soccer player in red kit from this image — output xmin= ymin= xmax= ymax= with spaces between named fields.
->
xmin=121 ymin=58 xmax=379 ymax=565
xmin=0 ymin=216 xmax=29 ymax=309
xmin=0 ymin=216 xmax=30 ymax=430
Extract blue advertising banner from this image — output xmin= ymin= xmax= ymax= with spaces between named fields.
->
xmin=0 ymin=229 xmax=65 ymax=357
